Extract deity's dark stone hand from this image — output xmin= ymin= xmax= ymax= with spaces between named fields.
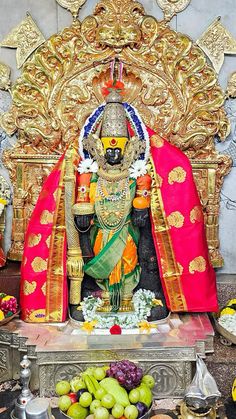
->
xmin=131 ymin=207 xmax=149 ymax=228
xmin=74 ymin=214 xmax=93 ymax=231
xmin=74 ymin=214 xmax=94 ymax=261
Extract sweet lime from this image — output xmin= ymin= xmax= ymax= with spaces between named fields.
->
xmin=94 ymin=367 xmax=106 ymax=381
xmin=112 ymin=403 xmax=124 ymax=419
xmin=58 ymin=395 xmax=72 ymax=412
xmin=94 ymin=407 xmax=110 ymax=419
xmin=141 ymin=375 xmax=155 ymax=389
xmin=124 ymin=405 xmax=138 ymax=419
xmin=129 ymin=389 xmax=140 ymax=404
xmin=55 ymin=380 xmax=71 ymax=396
xmin=79 ymin=392 xmax=93 ymax=407
xmin=67 ymin=403 xmax=88 ymax=419
xmin=95 ymin=388 xmax=107 ymax=400
xmin=90 ymin=400 xmax=102 ymax=413
xmin=101 ymin=394 xmax=116 ymax=409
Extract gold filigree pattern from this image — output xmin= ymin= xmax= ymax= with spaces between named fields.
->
xmin=23 ymin=280 xmax=37 ymax=295
xmin=189 ymin=256 xmax=206 ymax=274
xmin=0 ymin=62 xmax=11 ymax=90
xmin=150 ymin=134 xmax=164 ymax=148
xmin=156 ymin=0 xmax=191 ymax=22
xmin=41 ymin=282 xmax=46 ymax=296
xmin=46 ymin=235 xmax=51 ymax=248
xmin=40 ymin=210 xmax=54 ymax=225
xmin=0 ymin=13 xmax=45 ymax=69
xmin=31 ymin=257 xmax=48 ymax=273
xmin=167 ymin=211 xmax=185 ymax=228
xmin=190 ymin=205 xmax=203 ymax=223
xmin=168 ymin=167 xmax=187 ymax=185
xmin=177 ymin=262 xmax=184 ymax=275
xmin=197 ymin=17 xmax=236 ymax=74
xmin=28 ymin=233 xmax=42 ymax=247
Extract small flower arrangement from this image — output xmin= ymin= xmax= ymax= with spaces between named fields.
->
xmin=0 ymin=293 xmax=18 ymax=322
xmin=81 ymin=289 xmax=161 ymax=330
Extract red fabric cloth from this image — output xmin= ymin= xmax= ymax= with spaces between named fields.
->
xmin=148 ymin=127 xmax=218 ymax=312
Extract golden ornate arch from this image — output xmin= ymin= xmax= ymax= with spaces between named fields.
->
xmin=1 ymin=0 xmax=232 ymax=264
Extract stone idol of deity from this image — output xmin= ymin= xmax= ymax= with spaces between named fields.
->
xmin=20 ymin=80 xmax=218 ymax=324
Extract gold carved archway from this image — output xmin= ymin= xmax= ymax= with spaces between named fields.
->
xmin=1 ymin=0 xmax=232 ymax=265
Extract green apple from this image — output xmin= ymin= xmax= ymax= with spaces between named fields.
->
xmin=90 ymin=400 xmax=102 ymax=413
xmin=58 ymin=395 xmax=72 ymax=412
xmin=94 ymin=367 xmax=106 ymax=381
xmin=124 ymin=405 xmax=139 ymax=419
xmin=101 ymin=394 xmax=116 ymax=409
xmin=95 ymin=388 xmax=107 ymax=400
xmin=79 ymin=392 xmax=93 ymax=407
xmin=94 ymin=407 xmax=110 ymax=419
xmin=141 ymin=375 xmax=155 ymax=389
xmin=129 ymin=389 xmax=140 ymax=404
xmin=111 ymin=403 xmax=124 ymax=419
xmin=55 ymin=380 xmax=71 ymax=396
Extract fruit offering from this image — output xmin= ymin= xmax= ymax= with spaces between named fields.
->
xmin=0 ymin=293 xmax=18 ymax=320
xmin=56 ymin=361 xmax=155 ymax=419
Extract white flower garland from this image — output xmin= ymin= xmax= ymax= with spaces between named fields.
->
xmin=81 ymin=289 xmax=155 ymax=329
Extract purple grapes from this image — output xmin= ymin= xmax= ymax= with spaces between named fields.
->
xmin=106 ymin=360 xmax=143 ymax=390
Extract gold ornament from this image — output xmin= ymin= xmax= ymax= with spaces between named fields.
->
xmin=0 ymin=62 xmax=11 ymax=90
xmin=197 ymin=17 xmax=236 ymax=74
xmin=56 ymin=0 xmax=87 ymax=19
xmin=156 ymin=0 xmax=191 ymax=22
xmin=226 ymin=71 xmax=236 ymax=98
xmin=0 ymin=13 xmax=45 ymax=69
xmin=72 ymin=202 xmax=95 ymax=215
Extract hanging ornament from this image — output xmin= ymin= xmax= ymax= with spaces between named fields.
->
xmin=55 ymin=0 xmax=87 ymax=20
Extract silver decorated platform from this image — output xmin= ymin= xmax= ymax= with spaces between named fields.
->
xmin=0 ymin=313 xmax=214 ymax=399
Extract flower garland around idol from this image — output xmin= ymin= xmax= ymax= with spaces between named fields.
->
xmin=81 ymin=289 xmax=155 ymax=329
xmin=78 ymin=102 xmax=150 ymax=179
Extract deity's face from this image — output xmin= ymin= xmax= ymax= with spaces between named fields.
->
xmin=105 ymin=148 xmax=123 ymax=165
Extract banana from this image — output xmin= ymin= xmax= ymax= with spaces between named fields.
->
xmin=90 ymin=375 xmax=101 ymax=392
xmin=84 ymin=374 xmax=96 ymax=395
